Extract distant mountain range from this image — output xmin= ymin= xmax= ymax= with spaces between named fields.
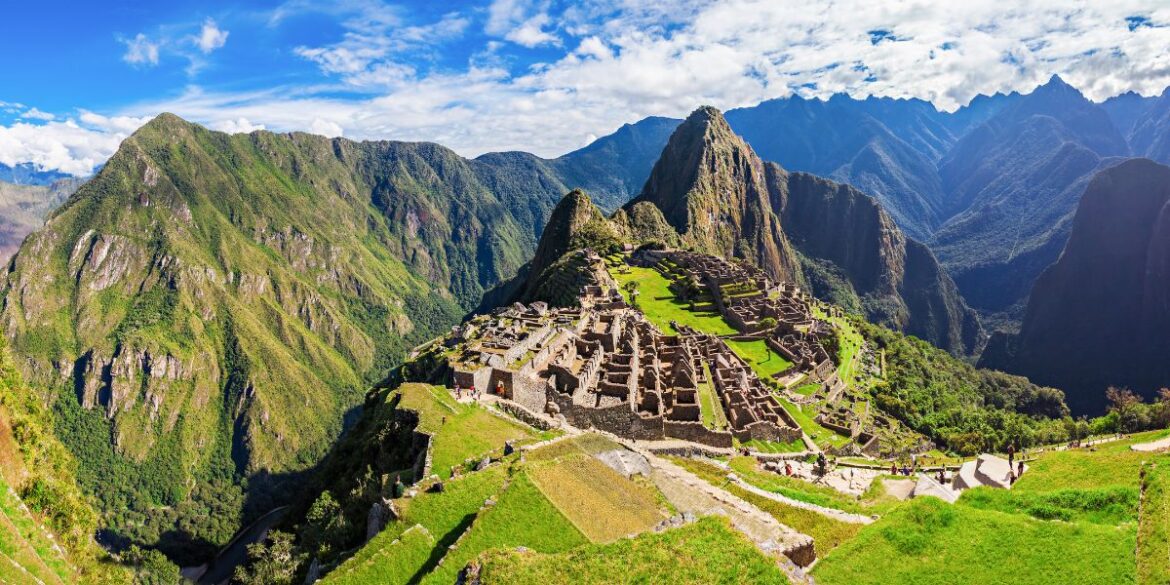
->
xmin=0 ymin=177 xmax=85 ymax=263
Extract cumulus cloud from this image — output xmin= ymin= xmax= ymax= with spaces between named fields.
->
xmin=19 ymin=108 xmax=55 ymax=121
xmin=121 ymin=33 xmax=160 ymax=66
xmin=0 ymin=114 xmax=149 ymax=177
xmin=211 ymin=117 xmax=265 ymax=133
xmin=196 ymin=18 xmax=230 ymax=54
xmin=487 ymin=0 xmax=560 ymax=47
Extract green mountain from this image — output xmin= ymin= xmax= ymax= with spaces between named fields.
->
xmin=0 ymin=113 xmax=626 ymax=561
xmin=626 ymin=107 xmax=983 ymax=354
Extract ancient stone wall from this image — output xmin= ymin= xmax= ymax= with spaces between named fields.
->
xmin=664 ymin=420 xmax=734 ymax=448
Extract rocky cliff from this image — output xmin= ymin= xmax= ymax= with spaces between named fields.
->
xmin=980 ymin=158 xmax=1170 ymax=413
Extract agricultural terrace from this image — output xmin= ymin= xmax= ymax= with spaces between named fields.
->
xmin=610 ymin=264 xmax=736 ymax=336
xmin=475 ymin=516 xmax=791 ymax=585
xmin=395 ymin=383 xmax=542 ymax=479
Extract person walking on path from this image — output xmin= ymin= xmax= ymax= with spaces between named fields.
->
xmin=1007 ymin=442 xmax=1016 ymax=467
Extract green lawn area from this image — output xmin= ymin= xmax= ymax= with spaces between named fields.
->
xmin=812 ymin=306 xmax=864 ymax=382
xmin=958 ymin=485 xmax=1138 ymax=525
xmin=741 ymin=438 xmax=807 ymax=453
xmin=396 ymin=383 xmax=537 ymax=479
xmin=793 ymin=383 xmax=820 ymax=396
xmin=420 ymin=471 xmax=588 ymax=584
xmin=1138 ymin=461 xmax=1170 ymax=585
xmin=610 ymin=265 xmax=736 ymax=336
xmin=1013 ymin=429 xmax=1170 ymax=493
xmin=813 ymin=497 xmax=1137 ymax=585
xmin=777 ymin=399 xmax=851 ymax=449
xmin=697 ymin=363 xmax=729 ymax=431
xmin=724 ymin=338 xmax=793 ymax=378
xmin=476 ymin=516 xmax=790 ymax=584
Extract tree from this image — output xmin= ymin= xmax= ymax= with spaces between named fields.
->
xmin=303 ymin=491 xmax=349 ymax=559
xmin=123 ymin=545 xmax=181 ymax=585
xmin=758 ymin=317 xmax=778 ymax=331
xmin=234 ymin=531 xmax=303 ymax=585
xmin=1106 ymin=386 xmax=1148 ymax=433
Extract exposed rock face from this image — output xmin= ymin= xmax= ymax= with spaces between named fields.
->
xmin=980 ymin=159 xmax=1170 ymax=413
xmin=628 ymin=106 xmax=800 ymax=282
xmin=514 ymin=189 xmax=619 ymax=307
xmin=627 ymin=107 xmax=983 ymax=354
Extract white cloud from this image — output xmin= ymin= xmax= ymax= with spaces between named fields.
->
xmin=487 ymin=0 xmax=560 ymax=47
xmin=211 ymin=117 xmax=265 ymax=133
xmin=0 ymin=114 xmax=149 ymax=176
xmin=196 ymin=19 xmax=230 ymax=54
xmin=121 ymin=33 xmax=160 ymax=66
xmin=19 ymin=108 xmax=55 ymax=121
xmin=9 ymin=0 xmax=1170 ymax=177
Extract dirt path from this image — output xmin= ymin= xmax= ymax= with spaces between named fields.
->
xmin=1131 ymin=436 xmax=1170 ymax=452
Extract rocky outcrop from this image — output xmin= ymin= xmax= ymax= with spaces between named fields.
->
xmin=628 ymin=106 xmax=801 ymax=282
xmin=980 ymin=159 xmax=1170 ymax=412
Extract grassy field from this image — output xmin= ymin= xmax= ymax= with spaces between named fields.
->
xmin=1013 ymin=429 xmax=1170 ymax=493
xmin=396 ymin=383 xmax=537 ymax=479
xmin=813 ymin=497 xmax=1137 ymax=585
xmin=725 ymin=339 xmax=794 ymax=378
xmin=697 ymin=363 xmax=729 ymax=431
xmin=420 ymin=471 xmax=588 ymax=584
xmin=1138 ymin=461 xmax=1170 ymax=585
xmin=610 ymin=265 xmax=736 ymax=335
xmin=958 ymin=485 xmax=1138 ymax=525
xmin=793 ymin=383 xmax=820 ymax=396
xmin=776 ymin=399 xmax=851 ymax=449
xmin=741 ymin=438 xmax=807 ymax=453
xmin=528 ymin=453 xmax=666 ymax=542
xmin=524 ymin=433 xmax=623 ymax=462
xmin=475 ymin=516 xmax=791 ymax=584
xmin=324 ymin=525 xmax=437 ymax=585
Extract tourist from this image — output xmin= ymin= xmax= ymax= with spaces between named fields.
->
xmin=1017 ymin=460 xmax=1025 ymax=478
xmin=496 ymin=380 xmax=505 ymax=396
xmin=937 ymin=469 xmax=945 ymax=484
xmin=1007 ymin=442 xmax=1016 ymax=467
xmin=890 ymin=462 xmax=898 ymax=476
xmin=784 ymin=461 xmax=793 ymax=476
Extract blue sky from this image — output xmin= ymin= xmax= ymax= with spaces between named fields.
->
xmin=2 ymin=0 xmax=1170 ymax=176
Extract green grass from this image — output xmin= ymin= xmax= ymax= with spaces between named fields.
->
xmin=610 ymin=266 xmax=736 ymax=336
xmin=324 ymin=464 xmax=510 ymax=583
xmin=793 ymin=383 xmax=820 ymax=396
xmin=0 ymin=479 xmax=69 ymax=585
xmin=323 ymin=525 xmax=436 ymax=585
xmin=724 ymin=457 xmax=871 ymax=514
xmin=725 ymin=338 xmax=794 ymax=378
xmin=527 ymin=453 xmax=666 ymax=542
xmin=396 ymin=384 xmax=536 ymax=479
xmin=476 ymin=516 xmax=790 ymax=584
xmin=1013 ymin=429 xmax=1170 ymax=493
xmin=958 ymin=485 xmax=1138 ymax=525
xmin=1138 ymin=461 xmax=1170 ymax=585
xmin=420 ymin=471 xmax=588 ymax=584
xmin=776 ymin=400 xmax=851 ymax=449
xmin=814 ymin=497 xmax=1137 ymax=585
xmin=741 ymin=438 xmax=807 ymax=453
xmin=525 ymin=434 xmax=623 ymax=462
xmin=697 ymin=363 xmax=729 ymax=431
xmin=667 ymin=456 xmax=862 ymax=556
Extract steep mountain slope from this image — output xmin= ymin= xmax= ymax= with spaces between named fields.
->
xmin=980 ymin=159 xmax=1170 ymax=413
xmin=0 ymin=177 xmax=85 ymax=263
xmin=1101 ymin=91 xmax=1158 ymax=140
xmin=726 ymin=96 xmax=955 ymax=239
xmin=628 ymin=106 xmax=802 ymax=283
xmin=1129 ymin=90 xmax=1170 ymax=165
xmin=930 ymin=76 xmax=1131 ymax=321
xmin=627 ymin=107 xmax=982 ymax=354
xmin=0 ymin=114 xmax=586 ymax=561
xmin=0 ymin=334 xmax=130 ymax=584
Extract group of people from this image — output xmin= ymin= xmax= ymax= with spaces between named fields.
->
xmin=453 ymin=383 xmax=481 ymax=400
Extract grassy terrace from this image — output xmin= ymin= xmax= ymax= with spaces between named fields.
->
xmin=527 ymin=452 xmax=667 ymax=542
xmin=697 ymin=363 xmax=729 ymax=431
xmin=396 ymin=383 xmax=541 ymax=479
xmin=476 ymin=516 xmax=790 ymax=585
xmin=611 ymin=265 xmax=736 ymax=336
xmin=1138 ymin=461 xmax=1170 ymax=585
xmin=420 ymin=471 xmax=588 ymax=585
xmin=724 ymin=338 xmax=793 ymax=378
xmin=813 ymin=497 xmax=1137 ymax=585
